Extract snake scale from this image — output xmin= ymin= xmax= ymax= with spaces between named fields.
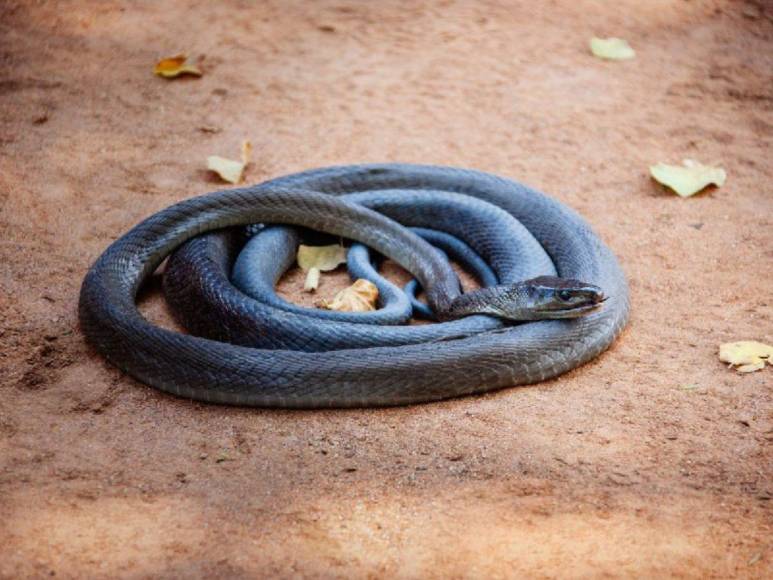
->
xmin=78 ymin=164 xmax=630 ymax=408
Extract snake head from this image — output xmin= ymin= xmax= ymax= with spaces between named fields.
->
xmin=444 ymin=275 xmax=607 ymax=321
xmin=520 ymin=275 xmax=606 ymax=319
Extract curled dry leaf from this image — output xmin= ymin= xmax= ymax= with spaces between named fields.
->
xmin=590 ymin=37 xmax=636 ymax=60
xmin=650 ymin=159 xmax=726 ymax=197
xmin=296 ymin=244 xmax=347 ymax=291
xmin=153 ymin=54 xmax=202 ymax=78
xmin=207 ymin=140 xmax=252 ymax=184
xmin=719 ymin=341 xmax=773 ymax=373
xmin=321 ymin=279 xmax=379 ymax=312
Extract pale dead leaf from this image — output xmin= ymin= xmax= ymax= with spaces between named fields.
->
xmin=719 ymin=341 xmax=773 ymax=373
xmin=207 ymin=140 xmax=252 ymax=184
xmin=650 ymin=159 xmax=726 ymax=197
xmin=297 ymin=244 xmax=347 ymax=291
xmin=321 ymin=279 xmax=379 ymax=312
xmin=154 ymin=54 xmax=202 ymax=78
xmin=590 ymin=37 xmax=636 ymax=61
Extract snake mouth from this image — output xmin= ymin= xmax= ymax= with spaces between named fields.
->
xmin=571 ymin=299 xmax=606 ymax=313
xmin=546 ymin=303 xmax=603 ymax=318
xmin=537 ymin=293 xmax=607 ymax=318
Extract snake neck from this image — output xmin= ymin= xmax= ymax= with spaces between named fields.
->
xmin=435 ymin=285 xmax=523 ymax=321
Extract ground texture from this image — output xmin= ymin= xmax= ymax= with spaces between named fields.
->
xmin=1 ymin=0 xmax=771 ymax=578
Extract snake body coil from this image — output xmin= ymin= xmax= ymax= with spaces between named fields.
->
xmin=78 ymin=164 xmax=630 ymax=408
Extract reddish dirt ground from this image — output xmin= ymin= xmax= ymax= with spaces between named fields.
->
xmin=1 ymin=1 xmax=771 ymax=578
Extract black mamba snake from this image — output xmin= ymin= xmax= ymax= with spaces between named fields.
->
xmin=78 ymin=164 xmax=630 ymax=408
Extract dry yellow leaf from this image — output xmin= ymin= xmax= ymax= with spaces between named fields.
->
xmin=719 ymin=341 xmax=773 ymax=373
xmin=590 ymin=37 xmax=636 ymax=61
xmin=321 ymin=279 xmax=379 ymax=312
xmin=297 ymin=244 xmax=347 ymax=291
xmin=153 ymin=54 xmax=202 ymax=78
xmin=207 ymin=140 xmax=252 ymax=184
xmin=650 ymin=159 xmax=726 ymax=197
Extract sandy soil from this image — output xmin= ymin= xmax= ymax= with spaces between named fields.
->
xmin=1 ymin=0 xmax=771 ymax=578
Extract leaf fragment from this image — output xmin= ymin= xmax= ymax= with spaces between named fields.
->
xmin=240 ymin=140 xmax=252 ymax=165
xmin=303 ymin=268 xmax=321 ymax=292
xmin=678 ymin=383 xmax=700 ymax=391
xmin=297 ymin=244 xmax=347 ymax=291
xmin=650 ymin=159 xmax=726 ymax=197
xmin=321 ymin=279 xmax=379 ymax=312
xmin=206 ymin=140 xmax=252 ymax=184
xmin=590 ymin=37 xmax=636 ymax=61
xmin=719 ymin=341 xmax=773 ymax=373
xmin=153 ymin=54 xmax=202 ymax=78
xmin=206 ymin=157 xmax=243 ymax=183
xmin=748 ymin=551 xmax=763 ymax=566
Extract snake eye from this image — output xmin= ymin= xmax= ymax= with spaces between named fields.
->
xmin=558 ymin=290 xmax=572 ymax=302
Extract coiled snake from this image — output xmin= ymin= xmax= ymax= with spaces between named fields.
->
xmin=78 ymin=164 xmax=629 ymax=408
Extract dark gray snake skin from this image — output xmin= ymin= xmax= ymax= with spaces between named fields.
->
xmin=78 ymin=164 xmax=630 ymax=408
